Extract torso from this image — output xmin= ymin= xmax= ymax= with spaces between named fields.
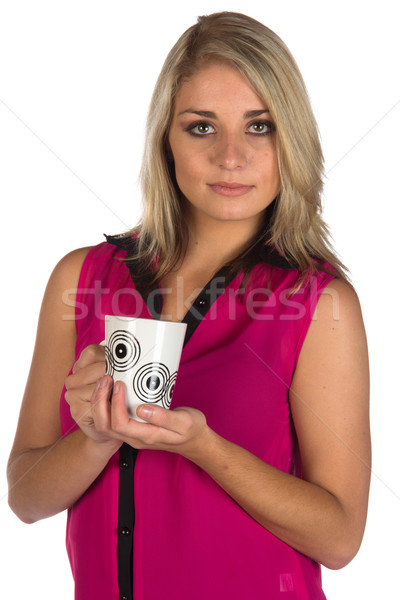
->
xmin=61 ymin=239 xmax=334 ymax=600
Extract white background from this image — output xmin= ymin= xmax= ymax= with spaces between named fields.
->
xmin=0 ymin=1 xmax=399 ymax=598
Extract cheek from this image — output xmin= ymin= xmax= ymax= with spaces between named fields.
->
xmin=174 ymin=153 xmax=201 ymax=185
xmin=262 ymin=151 xmax=280 ymax=186
xmin=173 ymin=161 xmax=196 ymax=198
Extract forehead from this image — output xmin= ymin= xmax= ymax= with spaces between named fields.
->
xmin=174 ymin=62 xmax=265 ymax=113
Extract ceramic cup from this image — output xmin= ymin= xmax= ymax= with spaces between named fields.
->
xmin=104 ymin=316 xmax=187 ymax=421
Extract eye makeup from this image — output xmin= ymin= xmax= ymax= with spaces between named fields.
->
xmin=183 ymin=119 xmax=276 ymax=137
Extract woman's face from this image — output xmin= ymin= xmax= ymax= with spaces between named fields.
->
xmin=168 ymin=62 xmax=281 ymax=232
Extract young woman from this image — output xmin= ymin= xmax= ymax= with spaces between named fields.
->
xmin=7 ymin=12 xmax=370 ymax=600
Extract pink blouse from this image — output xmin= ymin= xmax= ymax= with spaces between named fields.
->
xmin=60 ymin=239 xmax=335 ymax=599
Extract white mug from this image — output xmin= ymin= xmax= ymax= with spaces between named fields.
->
xmin=104 ymin=316 xmax=187 ymax=421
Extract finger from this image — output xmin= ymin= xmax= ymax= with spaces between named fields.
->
xmin=72 ymin=344 xmax=105 ymax=374
xmin=67 ymin=383 xmax=99 ymax=426
xmin=68 ymin=397 xmax=94 ymax=426
xmin=64 ymin=383 xmax=97 ymax=408
xmin=90 ymin=375 xmax=114 ymax=432
xmin=109 ymin=386 xmax=175 ymax=446
xmin=136 ymin=403 xmax=188 ymax=434
xmin=73 ymin=345 xmax=105 ymax=374
xmin=110 ymin=381 xmax=132 ymax=431
xmin=66 ymin=361 xmax=106 ymax=390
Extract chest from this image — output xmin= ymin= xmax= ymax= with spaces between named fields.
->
xmin=159 ymin=271 xmax=215 ymax=322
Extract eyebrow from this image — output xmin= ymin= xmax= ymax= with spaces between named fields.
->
xmin=177 ymin=109 xmax=270 ymax=118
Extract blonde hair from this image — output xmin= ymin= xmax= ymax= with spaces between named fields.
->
xmin=128 ymin=11 xmax=349 ymax=289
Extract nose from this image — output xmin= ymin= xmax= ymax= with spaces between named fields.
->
xmin=213 ymin=132 xmax=248 ymax=170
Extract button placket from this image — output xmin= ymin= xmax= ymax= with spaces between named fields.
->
xmin=117 ymin=443 xmax=138 ymax=600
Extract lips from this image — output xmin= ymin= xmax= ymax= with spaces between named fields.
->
xmin=208 ymin=181 xmax=254 ymax=197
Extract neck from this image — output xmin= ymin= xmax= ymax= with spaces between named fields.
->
xmin=184 ymin=215 xmax=263 ymax=270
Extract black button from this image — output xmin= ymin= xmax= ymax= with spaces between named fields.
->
xmin=119 ymin=526 xmax=131 ymax=536
xmin=119 ymin=459 xmax=129 ymax=470
xmin=120 ymin=595 xmax=128 ymax=600
xmin=194 ymin=297 xmax=207 ymax=307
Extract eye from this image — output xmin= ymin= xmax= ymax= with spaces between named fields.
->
xmin=106 ymin=330 xmax=141 ymax=372
xmin=247 ymin=121 xmax=275 ymax=136
xmin=186 ymin=121 xmax=216 ymax=136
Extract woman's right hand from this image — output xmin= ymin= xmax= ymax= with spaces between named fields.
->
xmin=64 ymin=344 xmax=117 ymax=446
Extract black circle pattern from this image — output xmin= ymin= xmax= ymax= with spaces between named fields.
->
xmin=133 ymin=362 xmax=170 ymax=404
xmin=162 ymin=371 xmax=178 ymax=409
xmin=105 ymin=345 xmax=114 ymax=376
xmin=106 ymin=330 xmax=141 ymax=373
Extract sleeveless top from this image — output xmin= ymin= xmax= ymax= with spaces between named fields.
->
xmin=59 ymin=237 xmax=336 ymax=600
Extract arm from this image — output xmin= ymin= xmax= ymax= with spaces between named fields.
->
xmin=7 ymin=248 xmax=121 ymax=524
xmin=190 ymin=278 xmax=371 ymax=568
xmin=88 ymin=278 xmax=371 ymax=569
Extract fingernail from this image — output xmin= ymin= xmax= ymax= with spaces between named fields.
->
xmin=113 ymin=381 xmax=121 ymax=395
xmin=138 ymin=406 xmax=153 ymax=419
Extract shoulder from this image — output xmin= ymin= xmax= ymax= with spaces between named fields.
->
xmin=54 ymin=246 xmax=94 ymax=271
xmin=48 ymin=246 xmax=94 ymax=290
xmin=312 ymin=278 xmax=363 ymax=326
xmin=48 ymin=240 xmax=126 ymax=287
xmin=41 ymin=247 xmax=94 ymax=323
xmin=298 ymin=278 xmax=368 ymax=371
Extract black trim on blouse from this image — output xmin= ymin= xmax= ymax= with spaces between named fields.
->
xmin=179 ymin=266 xmax=236 ymax=345
xmin=117 ymin=444 xmax=138 ymax=600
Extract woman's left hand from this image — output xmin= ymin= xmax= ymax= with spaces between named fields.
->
xmin=90 ymin=375 xmax=210 ymax=459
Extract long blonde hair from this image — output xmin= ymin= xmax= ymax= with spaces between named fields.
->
xmin=127 ymin=11 xmax=349 ymax=289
